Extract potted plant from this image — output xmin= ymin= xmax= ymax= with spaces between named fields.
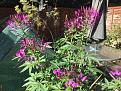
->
xmin=11 ymin=1 xmax=107 ymax=90
xmin=7 ymin=0 xmax=121 ymax=91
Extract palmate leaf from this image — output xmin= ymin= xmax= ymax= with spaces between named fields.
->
xmin=50 ymin=59 xmax=68 ymax=69
xmin=19 ymin=62 xmax=33 ymax=73
xmin=50 ymin=82 xmax=62 ymax=91
xmin=23 ymin=82 xmax=39 ymax=91
xmin=23 ymin=76 xmax=49 ymax=91
xmin=22 ymin=81 xmax=35 ymax=87
xmin=19 ymin=61 xmax=31 ymax=68
xmin=25 ymin=82 xmax=40 ymax=91
xmin=31 ymin=86 xmax=38 ymax=91
xmin=20 ymin=66 xmax=29 ymax=73
xmin=31 ymin=72 xmax=43 ymax=79
xmin=24 ymin=76 xmax=35 ymax=82
xmin=40 ymin=84 xmax=48 ymax=91
xmin=19 ymin=56 xmax=45 ymax=73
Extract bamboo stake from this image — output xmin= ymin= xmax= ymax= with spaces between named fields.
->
xmin=89 ymin=74 xmax=103 ymax=90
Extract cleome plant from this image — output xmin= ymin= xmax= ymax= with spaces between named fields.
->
xmin=9 ymin=1 xmax=121 ymax=91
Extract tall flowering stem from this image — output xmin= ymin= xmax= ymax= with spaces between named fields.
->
xmin=64 ymin=6 xmax=99 ymax=30
xmin=19 ymin=37 xmax=51 ymax=51
xmin=16 ymin=36 xmax=51 ymax=62
xmin=6 ymin=13 xmax=33 ymax=32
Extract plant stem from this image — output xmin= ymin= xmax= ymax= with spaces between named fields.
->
xmin=89 ymin=74 xmax=103 ymax=90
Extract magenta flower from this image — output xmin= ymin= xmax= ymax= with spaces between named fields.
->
xmin=19 ymin=37 xmax=51 ymax=52
xmin=37 ymin=39 xmax=52 ymax=52
xmin=110 ymin=70 xmax=121 ymax=77
xmin=19 ymin=37 xmax=37 ymax=50
xmin=71 ymin=82 xmax=79 ymax=88
xmin=65 ymin=79 xmax=79 ymax=88
xmin=6 ymin=13 xmax=32 ymax=31
xmin=64 ymin=6 xmax=99 ymax=30
xmin=64 ymin=20 xmax=72 ymax=29
xmin=6 ymin=20 xmax=12 ymax=26
xmin=53 ymin=68 xmax=62 ymax=77
xmin=75 ymin=10 xmax=80 ymax=17
xmin=79 ymin=72 xmax=87 ymax=82
xmin=81 ymin=76 xmax=87 ymax=82
xmin=68 ymin=79 xmax=74 ymax=85
xmin=16 ymin=48 xmax=26 ymax=59
xmin=109 ymin=65 xmax=121 ymax=78
xmin=10 ymin=13 xmax=28 ymax=24
xmin=19 ymin=38 xmax=31 ymax=48
xmin=53 ymin=69 xmax=57 ymax=75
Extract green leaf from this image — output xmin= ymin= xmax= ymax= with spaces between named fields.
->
xmin=12 ymin=57 xmax=19 ymax=60
xmin=41 ymin=81 xmax=48 ymax=83
xmin=57 ymin=62 xmax=66 ymax=66
xmin=50 ymin=85 xmax=59 ymax=90
xmin=24 ymin=77 xmax=35 ymax=82
xmin=50 ymin=61 xmax=59 ymax=68
xmin=91 ymin=68 xmax=103 ymax=74
xmin=45 ymin=48 xmax=56 ymax=59
xmin=40 ymin=59 xmax=46 ymax=62
xmin=29 ymin=66 xmax=32 ymax=74
xmin=31 ymin=86 xmax=37 ymax=91
xmin=40 ymin=84 xmax=48 ymax=91
xmin=60 ymin=44 xmax=71 ymax=50
xmin=20 ymin=66 xmax=29 ymax=73
xmin=22 ymin=82 xmax=35 ymax=87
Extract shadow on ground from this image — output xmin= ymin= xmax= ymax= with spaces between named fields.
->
xmin=0 ymin=15 xmax=29 ymax=91
xmin=0 ymin=45 xmax=28 ymax=91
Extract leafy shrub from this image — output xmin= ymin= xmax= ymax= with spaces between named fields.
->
xmin=104 ymin=25 xmax=121 ymax=49
xmin=9 ymin=1 xmax=121 ymax=91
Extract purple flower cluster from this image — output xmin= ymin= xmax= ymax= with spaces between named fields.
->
xmin=53 ymin=68 xmax=62 ymax=79
xmin=64 ymin=6 xmax=99 ymax=30
xmin=53 ymin=67 xmax=87 ymax=89
xmin=65 ymin=79 xmax=79 ymax=88
xmin=109 ymin=65 xmax=121 ymax=79
xmin=79 ymin=72 xmax=87 ymax=82
xmin=19 ymin=37 xmax=35 ymax=49
xmin=6 ymin=13 xmax=32 ymax=31
xmin=19 ymin=37 xmax=51 ymax=51
xmin=64 ymin=72 xmax=87 ymax=88
xmin=110 ymin=70 xmax=121 ymax=77
xmin=16 ymin=48 xmax=36 ymax=61
xmin=16 ymin=48 xmax=26 ymax=59
xmin=16 ymin=37 xmax=51 ymax=61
